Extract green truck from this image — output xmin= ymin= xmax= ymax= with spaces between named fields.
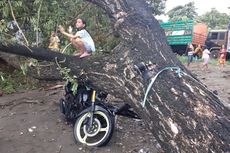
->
xmin=160 ymin=20 xmax=208 ymax=55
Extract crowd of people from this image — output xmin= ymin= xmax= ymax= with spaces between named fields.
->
xmin=186 ymin=43 xmax=227 ymax=70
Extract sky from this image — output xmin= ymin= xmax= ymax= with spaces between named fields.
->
xmin=156 ymin=0 xmax=230 ymax=22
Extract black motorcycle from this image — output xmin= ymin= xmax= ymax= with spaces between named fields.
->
xmin=59 ymin=75 xmax=139 ymax=147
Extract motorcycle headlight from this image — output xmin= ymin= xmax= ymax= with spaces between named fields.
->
xmin=134 ymin=62 xmax=152 ymax=81
xmin=134 ymin=62 xmax=147 ymax=75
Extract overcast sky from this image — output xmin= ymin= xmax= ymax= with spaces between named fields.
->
xmin=157 ymin=0 xmax=230 ymax=22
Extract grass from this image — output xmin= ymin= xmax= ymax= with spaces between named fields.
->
xmin=176 ymin=55 xmax=187 ymax=64
xmin=0 ymin=70 xmax=39 ymax=94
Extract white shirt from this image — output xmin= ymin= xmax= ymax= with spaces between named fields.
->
xmin=76 ymin=29 xmax=95 ymax=52
xmin=202 ymin=49 xmax=210 ymax=59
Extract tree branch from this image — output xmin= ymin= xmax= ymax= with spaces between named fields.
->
xmin=8 ymin=0 xmax=29 ymax=46
xmin=36 ymin=0 xmax=43 ymax=47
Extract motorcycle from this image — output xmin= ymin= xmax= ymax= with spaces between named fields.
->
xmin=59 ymin=75 xmax=140 ymax=147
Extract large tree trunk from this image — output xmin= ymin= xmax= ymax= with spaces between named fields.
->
xmin=0 ymin=0 xmax=229 ymax=152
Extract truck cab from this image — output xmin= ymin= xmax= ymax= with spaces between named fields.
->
xmin=205 ymin=29 xmax=229 ymax=59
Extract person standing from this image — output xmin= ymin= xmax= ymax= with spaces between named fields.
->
xmin=218 ymin=45 xmax=227 ymax=68
xmin=194 ymin=44 xmax=203 ymax=61
xmin=187 ymin=44 xmax=194 ymax=67
xmin=202 ymin=47 xmax=210 ymax=70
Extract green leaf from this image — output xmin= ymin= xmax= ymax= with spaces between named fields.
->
xmin=20 ymin=63 xmax=28 ymax=76
xmin=71 ymin=82 xmax=78 ymax=95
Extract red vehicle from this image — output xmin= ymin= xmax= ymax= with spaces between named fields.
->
xmin=192 ymin=23 xmax=208 ymax=47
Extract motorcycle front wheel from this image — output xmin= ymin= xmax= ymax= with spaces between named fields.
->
xmin=73 ymin=109 xmax=114 ymax=147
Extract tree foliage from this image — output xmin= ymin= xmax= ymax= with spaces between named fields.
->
xmin=167 ymin=2 xmax=198 ymax=22
xmin=196 ymin=8 xmax=230 ymax=30
xmin=146 ymin=0 xmax=167 ymax=15
xmin=0 ymin=0 xmax=117 ymax=52
xmin=0 ymin=0 xmax=167 ymax=52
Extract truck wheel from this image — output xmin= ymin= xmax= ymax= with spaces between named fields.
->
xmin=210 ymin=50 xmax=219 ymax=59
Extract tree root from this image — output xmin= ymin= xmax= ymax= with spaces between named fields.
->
xmin=0 ymin=98 xmax=43 ymax=110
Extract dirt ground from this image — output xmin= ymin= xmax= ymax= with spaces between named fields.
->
xmin=187 ymin=62 xmax=230 ymax=108
xmin=0 ymin=62 xmax=230 ymax=153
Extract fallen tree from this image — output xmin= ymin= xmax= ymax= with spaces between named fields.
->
xmin=0 ymin=0 xmax=229 ymax=152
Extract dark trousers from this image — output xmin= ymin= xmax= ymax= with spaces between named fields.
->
xmin=187 ymin=55 xmax=193 ymax=66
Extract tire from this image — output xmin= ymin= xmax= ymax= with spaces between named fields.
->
xmin=210 ymin=50 xmax=219 ymax=59
xmin=73 ymin=108 xmax=114 ymax=147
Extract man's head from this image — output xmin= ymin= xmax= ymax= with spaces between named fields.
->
xmin=75 ymin=18 xmax=86 ymax=29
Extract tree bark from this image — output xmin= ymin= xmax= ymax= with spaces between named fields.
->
xmin=0 ymin=0 xmax=230 ymax=152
